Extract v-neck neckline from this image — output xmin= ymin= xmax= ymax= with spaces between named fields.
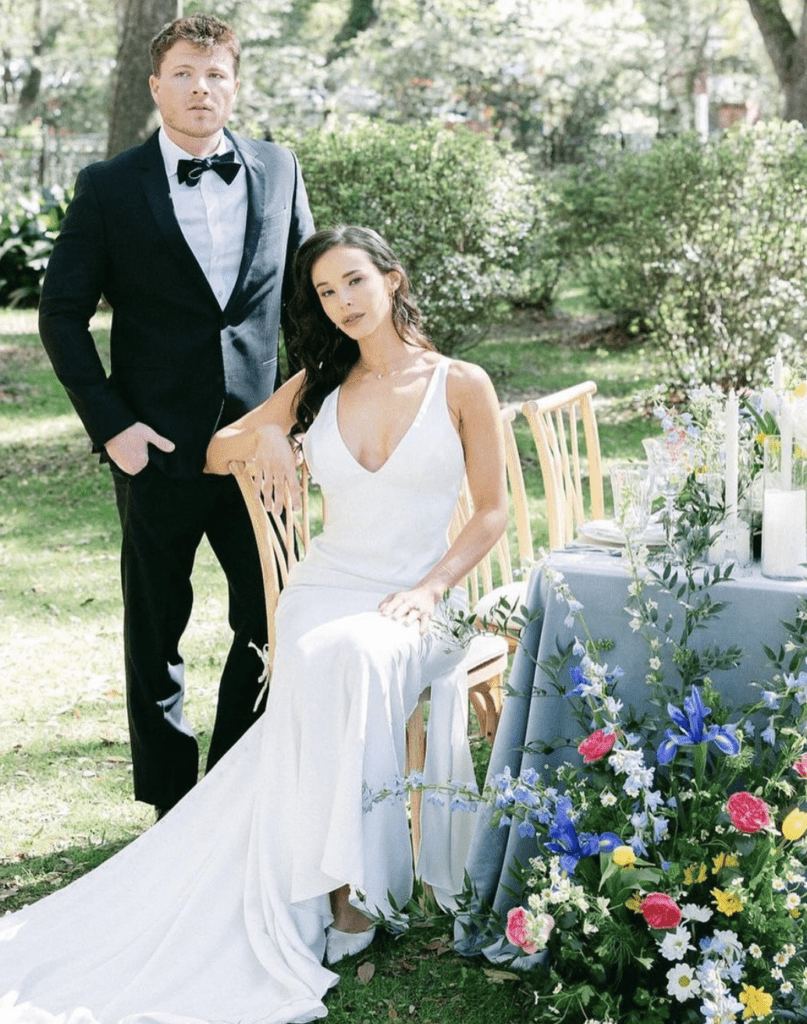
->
xmin=334 ymin=363 xmax=441 ymax=475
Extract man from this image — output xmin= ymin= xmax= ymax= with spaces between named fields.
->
xmin=39 ymin=13 xmax=315 ymax=818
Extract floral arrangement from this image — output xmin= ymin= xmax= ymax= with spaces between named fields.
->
xmin=647 ymin=351 xmax=807 ymax=493
xmin=478 ymin=512 xmax=807 ymax=1024
xmin=367 ymin=383 xmax=807 ymax=1022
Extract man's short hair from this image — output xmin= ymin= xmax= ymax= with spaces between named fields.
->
xmin=150 ymin=13 xmax=241 ymax=77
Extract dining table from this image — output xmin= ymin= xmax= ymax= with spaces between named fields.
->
xmin=456 ymin=536 xmax=807 ymax=962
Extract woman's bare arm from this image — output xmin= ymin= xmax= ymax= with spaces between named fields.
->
xmin=205 ymin=370 xmax=306 ymax=511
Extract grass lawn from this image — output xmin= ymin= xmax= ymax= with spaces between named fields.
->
xmin=0 ymin=303 xmax=662 ymax=1022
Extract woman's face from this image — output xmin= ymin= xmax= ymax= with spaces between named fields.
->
xmin=311 ymin=246 xmax=399 ymax=341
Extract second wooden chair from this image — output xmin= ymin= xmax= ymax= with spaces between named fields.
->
xmin=522 ymin=381 xmax=605 ymax=550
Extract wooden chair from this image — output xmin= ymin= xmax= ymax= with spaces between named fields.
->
xmin=522 ymin=381 xmax=605 ymax=550
xmin=472 ymin=405 xmax=535 ymax=651
xmin=230 ymin=462 xmax=314 ymax=710
xmin=229 ymin=461 xmax=508 ymax=864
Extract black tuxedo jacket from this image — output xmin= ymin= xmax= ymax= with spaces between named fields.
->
xmin=39 ymin=129 xmax=314 ymax=478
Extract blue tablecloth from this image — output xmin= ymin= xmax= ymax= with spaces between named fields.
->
xmin=458 ymin=548 xmax=807 ymax=960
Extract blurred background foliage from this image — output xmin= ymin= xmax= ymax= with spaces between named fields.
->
xmin=2 ymin=0 xmax=807 ymax=387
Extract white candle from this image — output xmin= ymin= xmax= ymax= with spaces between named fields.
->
xmin=781 ymin=403 xmax=793 ymax=491
xmin=725 ymin=389 xmax=739 ymax=527
xmin=762 ymin=488 xmax=807 ymax=578
xmin=773 ymin=350 xmax=785 ymax=390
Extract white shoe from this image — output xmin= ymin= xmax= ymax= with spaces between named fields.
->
xmin=325 ymin=924 xmax=376 ymax=965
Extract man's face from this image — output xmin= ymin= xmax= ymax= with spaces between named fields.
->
xmin=149 ymin=40 xmax=239 ymax=154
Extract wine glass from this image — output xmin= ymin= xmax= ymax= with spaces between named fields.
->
xmin=642 ymin=437 xmax=689 ymax=546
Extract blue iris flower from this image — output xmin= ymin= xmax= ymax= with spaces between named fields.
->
xmin=657 ymin=687 xmax=740 ymax=765
xmin=544 ymin=796 xmax=621 ymax=875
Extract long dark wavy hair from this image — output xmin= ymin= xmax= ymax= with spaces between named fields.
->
xmin=286 ymin=226 xmax=435 ymax=435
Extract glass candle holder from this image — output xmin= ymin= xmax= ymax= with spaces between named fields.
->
xmin=761 ymin=436 xmax=807 ymax=580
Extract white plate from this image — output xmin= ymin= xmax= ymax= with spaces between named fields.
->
xmin=577 ymin=519 xmax=667 ymax=549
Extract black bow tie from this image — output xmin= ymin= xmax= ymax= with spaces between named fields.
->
xmin=176 ymin=151 xmax=241 ymax=187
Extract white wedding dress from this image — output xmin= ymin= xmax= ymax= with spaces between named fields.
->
xmin=0 ymin=359 xmax=478 ymax=1024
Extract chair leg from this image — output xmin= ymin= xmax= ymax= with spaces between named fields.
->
xmin=469 ymin=674 xmax=503 ymax=744
xmin=405 ymin=702 xmax=427 ymax=862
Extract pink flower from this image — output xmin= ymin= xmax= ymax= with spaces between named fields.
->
xmin=505 ymin=907 xmax=538 ymax=954
xmin=793 ymin=755 xmax=807 ymax=778
xmin=640 ymin=893 xmax=682 ymax=930
xmin=726 ymin=791 xmax=770 ymax=834
xmin=577 ymin=728 xmax=616 ymax=765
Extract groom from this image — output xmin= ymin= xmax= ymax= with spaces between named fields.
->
xmin=39 ymin=13 xmax=314 ymax=817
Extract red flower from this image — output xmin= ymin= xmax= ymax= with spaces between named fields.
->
xmin=794 ymin=755 xmax=807 ymax=778
xmin=726 ymin=791 xmax=770 ymax=834
xmin=505 ymin=906 xmax=538 ymax=954
xmin=577 ymin=728 xmax=616 ymax=764
xmin=640 ymin=893 xmax=682 ymax=930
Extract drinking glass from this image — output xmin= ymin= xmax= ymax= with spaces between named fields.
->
xmin=610 ymin=462 xmax=650 ymax=534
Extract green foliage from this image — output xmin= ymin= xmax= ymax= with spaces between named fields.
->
xmin=0 ymin=185 xmax=69 ymax=307
xmin=563 ymin=122 xmax=807 ymax=388
xmin=290 ymin=122 xmax=546 ymax=353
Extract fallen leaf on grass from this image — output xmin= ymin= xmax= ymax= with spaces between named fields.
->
xmin=482 ymin=968 xmax=521 ymax=984
xmin=423 ymin=936 xmax=453 ymax=955
xmin=356 ymin=961 xmax=375 ymax=984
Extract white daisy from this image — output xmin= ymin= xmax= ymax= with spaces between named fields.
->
xmin=666 ymin=963 xmax=701 ymax=1002
xmin=660 ymin=926 xmax=696 ymax=962
xmin=681 ymin=903 xmax=714 ymax=923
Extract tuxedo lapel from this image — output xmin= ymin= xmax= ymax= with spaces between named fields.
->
xmin=137 ymin=133 xmax=218 ymax=303
xmin=228 ymin=134 xmax=267 ymax=308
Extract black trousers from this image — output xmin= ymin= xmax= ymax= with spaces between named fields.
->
xmin=112 ymin=464 xmax=268 ymax=809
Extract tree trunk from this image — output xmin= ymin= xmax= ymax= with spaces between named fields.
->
xmin=106 ymin=0 xmax=181 ymax=158
xmin=747 ymin=0 xmax=807 ymax=123
xmin=327 ymin=0 xmax=377 ymax=62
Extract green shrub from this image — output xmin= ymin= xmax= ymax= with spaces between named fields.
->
xmin=508 ymin=171 xmax=567 ymax=310
xmin=290 ymin=122 xmax=545 ymax=354
xmin=0 ymin=185 xmax=69 ymax=308
xmin=563 ymin=123 xmax=807 ymax=387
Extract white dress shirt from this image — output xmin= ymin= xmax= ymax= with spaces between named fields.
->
xmin=158 ymin=127 xmax=248 ymax=310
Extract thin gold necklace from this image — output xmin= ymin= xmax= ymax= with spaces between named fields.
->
xmin=357 ymin=354 xmax=411 ymax=380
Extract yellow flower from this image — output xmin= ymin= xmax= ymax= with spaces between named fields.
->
xmin=739 ymin=984 xmax=773 ymax=1019
xmin=712 ymin=853 xmax=739 ymax=873
xmin=625 ymin=892 xmax=644 ymax=913
xmin=794 ymin=380 xmax=807 ymax=399
xmin=712 ymin=888 xmax=744 ymax=916
xmin=782 ymin=808 xmax=807 ymax=841
xmin=684 ymin=863 xmax=708 ymax=885
xmin=613 ymin=845 xmax=636 ymax=868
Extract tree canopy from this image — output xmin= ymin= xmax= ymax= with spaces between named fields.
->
xmin=0 ymin=0 xmax=804 ymax=162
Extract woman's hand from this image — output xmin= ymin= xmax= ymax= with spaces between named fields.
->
xmin=248 ymin=424 xmax=302 ymax=513
xmin=378 ymin=583 xmax=443 ymax=634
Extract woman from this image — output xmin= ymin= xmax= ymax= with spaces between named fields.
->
xmin=0 ymin=226 xmax=507 ymax=1023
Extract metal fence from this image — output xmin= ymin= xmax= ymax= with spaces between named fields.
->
xmin=0 ymin=131 xmax=106 ymax=192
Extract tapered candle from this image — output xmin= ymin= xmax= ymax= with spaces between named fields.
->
xmin=725 ymin=389 xmax=739 ymax=527
xmin=781 ymin=402 xmax=793 ymax=491
xmin=773 ymin=350 xmax=785 ymax=390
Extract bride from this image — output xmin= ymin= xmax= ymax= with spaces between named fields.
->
xmin=0 ymin=225 xmax=507 ymax=1024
